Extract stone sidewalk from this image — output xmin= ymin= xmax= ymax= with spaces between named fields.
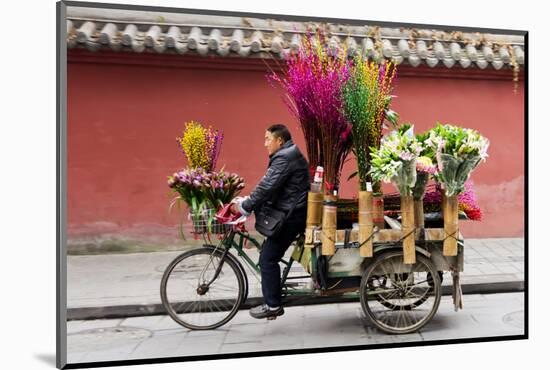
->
xmin=67 ymin=238 xmax=525 ymax=320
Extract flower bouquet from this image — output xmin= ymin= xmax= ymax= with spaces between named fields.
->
xmin=424 ymin=181 xmax=483 ymax=223
xmin=168 ymin=168 xmax=245 ymax=236
xmin=425 ymin=123 xmax=489 ymax=197
xmin=168 ymin=120 xmax=245 ymax=237
xmin=369 ymin=124 xmax=422 ymax=264
xmin=424 ymin=123 xmax=489 ymax=255
xmin=268 ymin=32 xmax=352 ymax=194
xmin=342 ymin=57 xmax=398 ymax=193
xmin=369 ymin=124 xmax=422 ymax=197
xmin=269 ymin=31 xmax=353 ymax=256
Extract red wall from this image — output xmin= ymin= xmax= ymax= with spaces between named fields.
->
xmin=67 ymin=51 xmax=524 ymax=239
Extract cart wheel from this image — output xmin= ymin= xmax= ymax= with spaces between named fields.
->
xmin=371 ymin=271 xmax=443 ymax=311
xmin=360 ymin=250 xmax=442 ymax=334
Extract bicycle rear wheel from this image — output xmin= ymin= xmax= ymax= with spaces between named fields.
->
xmin=160 ymin=246 xmax=245 ymax=330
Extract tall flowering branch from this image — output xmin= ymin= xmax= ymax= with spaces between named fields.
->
xmin=206 ymin=128 xmax=223 ymax=172
xmin=343 ymin=55 xmax=398 ymax=191
xmin=268 ymin=31 xmax=352 ymax=192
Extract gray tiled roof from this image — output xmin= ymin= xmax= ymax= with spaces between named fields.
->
xmin=66 ymin=6 xmax=525 ymax=70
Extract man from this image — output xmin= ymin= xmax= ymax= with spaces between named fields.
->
xmin=231 ymin=124 xmax=310 ymax=319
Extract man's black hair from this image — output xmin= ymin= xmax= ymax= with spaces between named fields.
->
xmin=267 ymin=124 xmax=292 ymax=143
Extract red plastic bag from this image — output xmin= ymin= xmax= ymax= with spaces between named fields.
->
xmin=215 ymin=203 xmax=249 ymax=244
xmin=215 ymin=203 xmax=241 ymax=224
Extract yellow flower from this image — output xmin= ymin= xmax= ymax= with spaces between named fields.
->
xmin=177 ymin=121 xmax=210 ymax=169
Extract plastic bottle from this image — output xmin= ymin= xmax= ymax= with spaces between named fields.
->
xmin=310 ymin=166 xmax=324 ymax=193
xmin=366 ymin=182 xmax=373 ymax=192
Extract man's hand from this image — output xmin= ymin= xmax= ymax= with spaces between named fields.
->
xmin=229 ymin=203 xmax=239 ymax=214
xmin=230 ymin=196 xmax=250 ymax=216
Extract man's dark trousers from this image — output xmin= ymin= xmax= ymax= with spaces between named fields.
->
xmin=259 ymin=210 xmax=306 ymax=307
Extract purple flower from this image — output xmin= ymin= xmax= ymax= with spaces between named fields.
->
xmin=177 ymin=173 xmax=188 ymax=183
xmin=167 ymin=176 xmax=176 ymax=187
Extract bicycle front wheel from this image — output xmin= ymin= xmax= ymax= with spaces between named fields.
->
xmin=160 ymin=246 xmax=245 ymax=330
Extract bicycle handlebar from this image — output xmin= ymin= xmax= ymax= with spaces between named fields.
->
xmin=223 ymin=214 xmax=248 ymax=225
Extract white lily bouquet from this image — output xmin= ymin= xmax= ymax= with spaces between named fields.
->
xmin=369 ymin=124 xmax=422 ymax=197
xmin=369 ymin=124 xmax=422 ymax=264
xmin=425 ymin=123 xmax=489 ymax=196
xmin=425 ymin=123 xmax=489 ymax=255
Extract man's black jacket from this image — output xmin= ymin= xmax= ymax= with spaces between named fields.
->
xmin=242 ymin=139 xmax=310 ymax=218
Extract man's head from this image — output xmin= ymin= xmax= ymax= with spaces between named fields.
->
xmin=264 ymin=124 xmax=292 ymax=155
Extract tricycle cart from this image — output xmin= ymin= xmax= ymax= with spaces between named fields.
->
xmin=160 ymin=212 xmax=464 ymax=335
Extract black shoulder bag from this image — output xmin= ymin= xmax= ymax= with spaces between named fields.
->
xmin=254 ymin=199 xmax=298 ymax=238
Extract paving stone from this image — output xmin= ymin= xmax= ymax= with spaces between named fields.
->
xmin=176 ymin=335 xmax=227 ymax=356
xmin=129 ymin=332 xmax=189 ymax=359
xmin=67 ymin=318 xmax=124 ymax=334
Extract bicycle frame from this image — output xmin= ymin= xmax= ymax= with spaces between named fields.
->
xmin=219 ymin=229 xmax=312 ymax=295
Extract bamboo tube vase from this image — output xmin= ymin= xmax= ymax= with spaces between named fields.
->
xmin=401 ymin=195 xmax=416 ymax=264
xmin=358 ymin=191 xmax=374 ymax=257
xmin=443 ymin=194 xmax=459 ymax=256
xmin=372 ymin=195 xmax=385 ymax=229
xmin=414 ymin=199 xmax=425 ymax=229
xmin=305 ymin=191 xmax=323 ymax=247
xmin=321 ymin=194 xmax=337 ymax=256
xmin=414 ymin=198 xmax=425 ymax=241
xmin=440 ymin=187 xmax=447 ymax=215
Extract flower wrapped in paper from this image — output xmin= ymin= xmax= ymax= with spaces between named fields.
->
xmin=426 ymin=123 xmax=489 ymax=196
xmin=370 ymin=124 xmax=422 ymax=197
xmin=425 ymin=123 xmax=489 ymax=255
xmin=412 ymin=157 xmax=436 ymax=200
xmin=370 ymin=124 xmax=422 ymax=264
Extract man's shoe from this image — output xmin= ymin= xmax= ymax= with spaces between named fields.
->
xmin=249 ymin=304 xmax=284 ymax=320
